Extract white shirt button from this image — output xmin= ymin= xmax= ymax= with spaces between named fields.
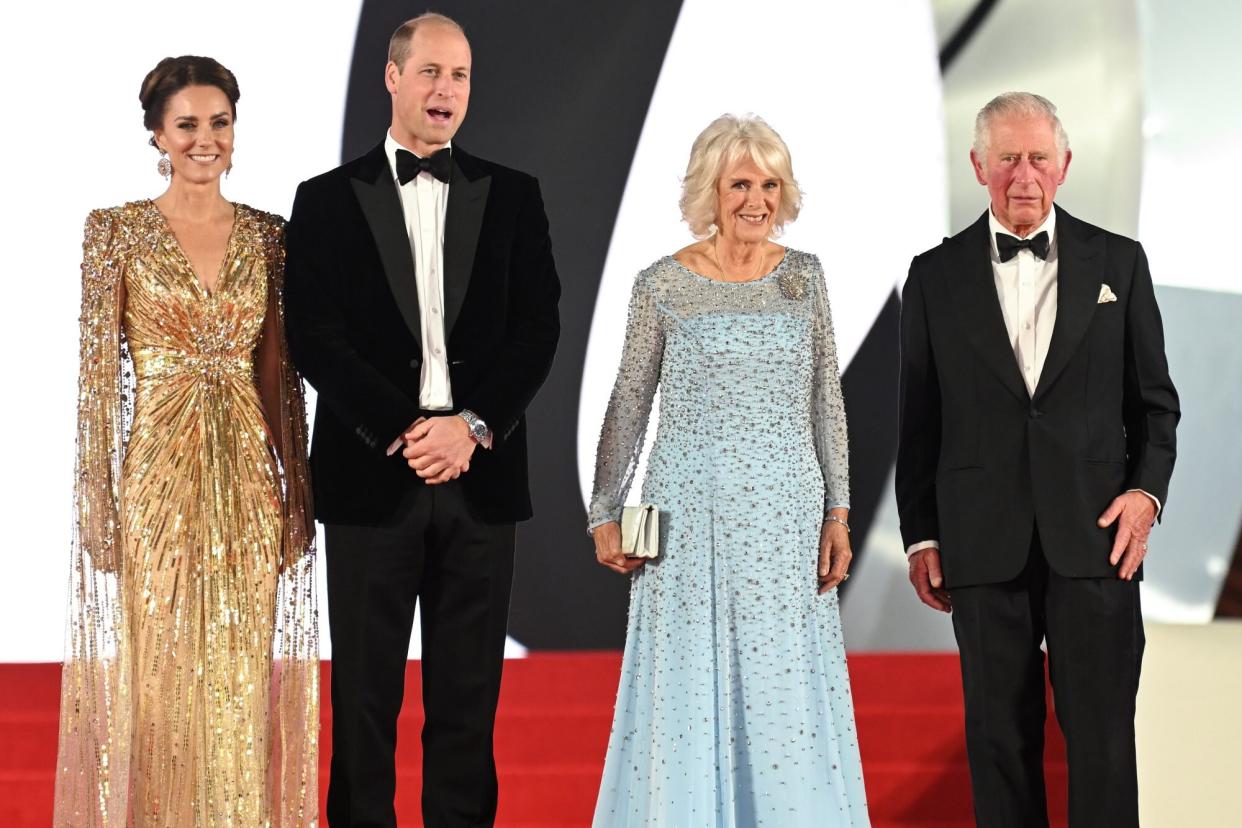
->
xmin=434 ymin=346 xmax=443 ymax=356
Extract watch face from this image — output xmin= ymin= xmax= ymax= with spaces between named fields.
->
xmin=462 ymin=414 xmax=486 ymax=442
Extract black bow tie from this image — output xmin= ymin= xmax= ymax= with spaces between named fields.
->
xmin=996 ymin=230 xmax=1050 ymax=262
xmin=396 ymin=147 xmax=452 ymax=185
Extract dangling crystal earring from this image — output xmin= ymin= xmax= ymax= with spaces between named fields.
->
xmin=157 ymin=150 xmax=172 ymax=179
xmin=225 ymin=162 xmax=233 ymax=179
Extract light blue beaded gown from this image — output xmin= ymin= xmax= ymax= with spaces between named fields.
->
xmin=588 ymin=249 xmax=870 ymax=827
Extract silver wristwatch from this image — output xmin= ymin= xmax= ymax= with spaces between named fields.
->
xmin=458 ymin=409 xmax=492 ymax=449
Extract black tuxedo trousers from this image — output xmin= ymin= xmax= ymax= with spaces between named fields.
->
xmin=324 ymin=485 xmax=514 ymax=828
xmin=952 ymin=530 xmax=1143 ymax=827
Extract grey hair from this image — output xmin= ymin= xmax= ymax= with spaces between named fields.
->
xmin=388 ymin=12 xmax=469 ymax=72
xmin=679 ymin=114 xmax=802 ymax=239
xmin=973 ymin=92 xmax=1070 ymax=164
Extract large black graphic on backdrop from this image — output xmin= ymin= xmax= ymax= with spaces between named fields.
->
xmin=343 ymin=1 xmax=904 ymax=648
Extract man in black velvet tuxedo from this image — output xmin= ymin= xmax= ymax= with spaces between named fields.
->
xmin=284 ymin=12 xmax=560 ymax=827
xmin=896 ymin=92 xmax=1179 ymax=827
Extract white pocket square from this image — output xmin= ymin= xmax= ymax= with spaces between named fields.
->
xmin=1097 ymin=284 xmax=1117 ymax=304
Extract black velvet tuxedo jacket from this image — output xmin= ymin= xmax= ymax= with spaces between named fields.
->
xmin=284 ymin=144 xmax=560 ymax=525
xmin=896 ymin=206 xmax=1179 ymax=587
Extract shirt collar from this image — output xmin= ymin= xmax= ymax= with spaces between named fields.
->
xmin=989 ymin=204 xmax=1057 ymax=261
xmin=384 ymin=130 xmax=452 ymax=184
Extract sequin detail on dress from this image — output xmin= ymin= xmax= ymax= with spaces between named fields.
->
xmin=589 ymin=250 xmax=868 ymax=827
xmin=55 ymin=200 xmax=318 ymax=827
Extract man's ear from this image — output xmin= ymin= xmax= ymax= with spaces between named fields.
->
xmin=969 ymin=149 xmax=988 ymax=186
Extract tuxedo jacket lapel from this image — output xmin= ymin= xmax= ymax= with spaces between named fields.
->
xmin=951 ymin=212 xmax=1030 ymax=403
xmin=350 ymin=144 xmax=422 ymax=348
xmin=444 ymin=148 xmax=491 ymax=335
xmin=1034 ymin=206 xmax=1103 ymax=401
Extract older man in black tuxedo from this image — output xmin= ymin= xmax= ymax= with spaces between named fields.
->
xmin=284 ymin=12 xmax=560 ymax=828
xmin=896 ymin=92 xmax=1178 ymax=827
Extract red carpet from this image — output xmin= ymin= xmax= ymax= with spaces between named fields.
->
xmin=0 ymin=654 xmax=1067 ymax=826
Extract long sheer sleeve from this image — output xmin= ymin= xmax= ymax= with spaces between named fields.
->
xmin=73 ymin=209 xmax=126 ymax=573
xmin=587 ymin=267 xmax=665 ymax=530
xmin=256 ymin=221 xmax=315 ymax=570
xmin=256 ymin=218 xmax=320 ymax=825
xmin=809 ymin=256 xmax=850 ymax=513
xmin=55 ymin=207 xmax=134 ymax=826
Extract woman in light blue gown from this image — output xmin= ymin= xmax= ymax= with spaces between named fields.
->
xmin=588 ymin=114 xmax=870 ymax=827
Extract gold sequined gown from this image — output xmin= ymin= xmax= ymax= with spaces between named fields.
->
xmin=54 ymin=200 xmax=319 ymax=827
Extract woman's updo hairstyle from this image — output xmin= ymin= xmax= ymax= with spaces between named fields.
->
xmin=140 ymin=56 xmax=240 ymax=148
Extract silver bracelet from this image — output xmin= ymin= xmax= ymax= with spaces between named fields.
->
xmin=825 ymin=515 xmax=850 ymax=534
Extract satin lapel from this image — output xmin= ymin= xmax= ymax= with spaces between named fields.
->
xmin=443 ymin=151 xmax=490 ymax=335
xmin=350 ymin=146 xmax=422 ymax=347
xmin=951 ymin=213 xmax=1030 ymax=403
xmin=1033 ymin=207 xmax=1103 ymax=401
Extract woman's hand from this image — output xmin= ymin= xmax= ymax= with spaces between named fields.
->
xmin=593 ymin=521 xmax=647 ymax=575
xmin=817 ymin=509 xmax=853 ymax=594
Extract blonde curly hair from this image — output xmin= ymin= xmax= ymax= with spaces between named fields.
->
xmin=679 ymin=114 xmax=802 ymax=239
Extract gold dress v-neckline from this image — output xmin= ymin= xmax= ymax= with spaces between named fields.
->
xmin=147 ymin=198 xmax=240 ymax=298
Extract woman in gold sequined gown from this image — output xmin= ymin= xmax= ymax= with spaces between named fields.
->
xmin=54 ymin=57 xmax=318 ymax=827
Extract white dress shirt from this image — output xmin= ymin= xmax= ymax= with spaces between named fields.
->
xmin=905 ymin=207 xmax=1157 ymax=558
xmin=384 ymin=131 xmax=453 ymax=410
xmin=989 ymin=208 xmax=1058 ymax=397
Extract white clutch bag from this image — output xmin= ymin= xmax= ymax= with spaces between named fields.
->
xmin=620 ymin=504 xmax=660 ymax=559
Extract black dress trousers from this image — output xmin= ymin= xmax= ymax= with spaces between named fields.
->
xmin=950 ymin=531 xmax=1144 ymax=828
xmin=324 ymin=482 xmax=516 ymax=828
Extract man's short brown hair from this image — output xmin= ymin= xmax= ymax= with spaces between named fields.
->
xmin=388 ymin=12 xmax=469 ymax=72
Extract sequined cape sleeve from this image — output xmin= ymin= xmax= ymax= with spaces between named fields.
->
xmin=75 ymin=208 xmax=126 ymax=573
xmin=260 ymin=219 xmax=315 ymax=568
xmin=809 ymin=255 xmax=851 ymax=513
xmin=587 ymin=265 xmax=665 ymax=530
xmin=257 ymin=212 xmax=320 ymax=823
xmin=55 ymin=207 xmax=133 ymax=826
